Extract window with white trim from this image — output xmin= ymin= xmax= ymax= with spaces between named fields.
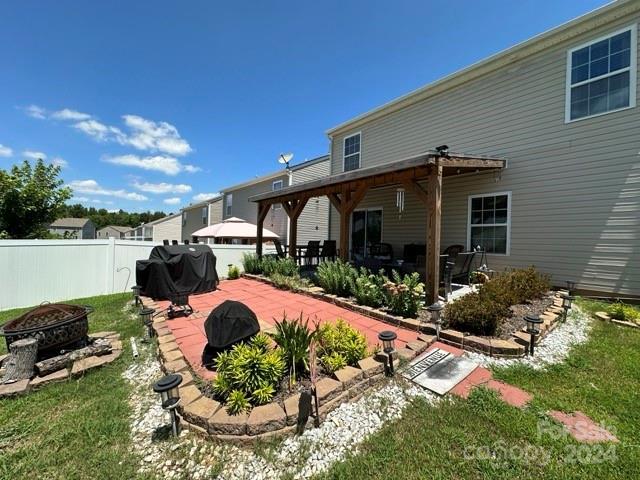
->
xmin=201 ymin=206 xmax=207 ymax=225
xmin=468 ymin=193 xmax=511 ymax=255
xmin=566 ymin=26 xmax=636 ymax=122
xmin=225 ymin=193 xmax=233 ymax=216
xmin=272 ymin=180 xmax=283 ymax=209
xmin=343 ymin=133 xmax=361 ymax=171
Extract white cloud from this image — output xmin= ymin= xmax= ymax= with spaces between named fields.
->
xmin=193 ymin=192 xmax=220 ymax=202
xmin=23 ymin=150 xmax=47 ymax=160
xmin=70 ymin=196 xmax=90 ymax=202
xmin=104 ymin=154 xmax=199 ymax=176
xmin=122 ymin=115 xmax=192 ymax=156
xmin=0 ymin=144 xmax=12 ymax=157
xmin=73 ymin=119 xmax=125 ymax=142
xmin=163 ymin=197 xmax=181 ymax=205
xmin=132 ymin=181 xmax=192 ymax=194
xmin=25 ymin=105 xmax=47 ymax=119
xmin=51 ymin=108 xmax=91 ymax=121
xmin=51 ymin=157 xmax=68 ymax=168
xmin=69 ymin=179 xmax=148 ymax=201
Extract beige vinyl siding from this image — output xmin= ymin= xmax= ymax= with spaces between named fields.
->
xmin=208 ymin=199 xmax=223 ymax=225
xmin=152 ymin=215 xmax=181 ymax=243
xmin=329 ymin=13 xmax=640 ymax=295
xmin=225 ymin=175 xmax=289 ymax=242
xmin=292 ymin=157 xmax=331 ymax=244
xmin=181 ymin=204 xmax=209 ymax=241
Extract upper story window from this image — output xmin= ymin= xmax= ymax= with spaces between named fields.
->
xmin=566 ymin=25 xmax=637 ymax=122
xmin=182 ymin=211 xmax=187 ymax=227
xmin=272 ymin=180 xmax=283 ymax=209
xmin=343 ymin=133 xmax=361 ymax=172
xmin=226 ymin=193 xmax=233 ymax=216
xmin=467 ymin=192 xmax=511 ymax=255
xmin=201 ymin=206 xmax=207 ymax=225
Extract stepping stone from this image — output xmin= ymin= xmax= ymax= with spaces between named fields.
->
xmin=450 ymin=366 xmax=492 ymax=399
xmin=486 ymin=380 xmax=532 ymax=408
xmin=549 ymin=411 xmax=619 ymax=443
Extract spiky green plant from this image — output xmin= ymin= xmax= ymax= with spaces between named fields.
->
xmin=269 ymin=314 xmax=315 ymax=387
xmin=314 ymin=259 xmax=357 ymax=296
xmin=241 ymin=253 xmax=263 ymax=274
xmin=251 ymin=382 xmax=276 ymax=405
xmin=315 ymin=318 xmax=368 ymax=367
xmin=250 ymin=333 xmax=272 ymax=352
xmin=226 ymin=390 xmax=250 ymax=414
xmin=320 ymin=351 xmax=347 ymax=373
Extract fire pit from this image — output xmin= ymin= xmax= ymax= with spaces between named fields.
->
xmin=0 ymin=303 xmax=92 ymax=359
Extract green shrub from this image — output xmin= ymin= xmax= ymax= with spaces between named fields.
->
xmin=250 ymin=333 xmax=272 ymax=352
xmin=262 ymin=256 xmax=298 ymax=278
xmin=227 ymin=264 xmax=240 ymax=280
xmin=315 ymin=259 xmax=357 ymax=296
xmin=241 ymin=253 xmax=263 ymax=274
xmin=320 ymin=351 xmax=347 ymax=373
xmin=212 ymin=342 xmax=285 ymax=410
xmin=607 ymin=302 xmax=640 ymax=323
xmin=444 ymin=266 xmax=550 ymax=336
xmin=270 ymin=272 xmax=309 ymax=291
xmin=351 ymin=267 xmax=386 ymax=308
xmin=315 ymin=318 xmax=368 ymax=367
xmin=226 ymin=390 xmax=251 ymax=414
xmin=269 ymin=314 xmax=315 ymax=387
xmin=383 ymin=270 xmax=425 ymax=318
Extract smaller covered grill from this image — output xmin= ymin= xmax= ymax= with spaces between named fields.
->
xmin=0 ymin=303 xmax=92 ymax=359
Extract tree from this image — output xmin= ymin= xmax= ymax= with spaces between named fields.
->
xmin=0 ymin=159 xmax=72 ymax=238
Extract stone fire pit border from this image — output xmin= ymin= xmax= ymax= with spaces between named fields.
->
xmin=0 ymin=332 xmax=123 ymax=399
xmin=144 ymin=296 xmax=434 ymax=444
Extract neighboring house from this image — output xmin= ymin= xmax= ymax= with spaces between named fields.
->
xmin=49 ymin=218 xmax=96 ymax=239
xmin=125 ymin=213 xmax=182 ymax=243
xmin=96 ymin=225 xmax=130 ymax=239
xmin=251 ymin=1 xmax=639 ymax=298
xmin=181 ymin=196 xmax=223 ymax=242
xmin=221 ymin=155 xmax=330 ymax=245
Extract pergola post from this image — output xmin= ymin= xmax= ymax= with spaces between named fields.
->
xmin=256 ymin=202 xmax=269 ymax=257
xmin=328 ymin=182 xmax=369 ymax=261
xmin=282 ymin=198 xmax=309 ymax=261
xmin=426 ymin=166 xmax=443 ymax=304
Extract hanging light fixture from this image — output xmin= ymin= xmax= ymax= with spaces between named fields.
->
xmin=152 ymin=374 xmax=183 ymax=437
xmin=396 ymin=187 xmax=405 ymax=217
xmin=378 ymin=330 xmax=397 ymax=376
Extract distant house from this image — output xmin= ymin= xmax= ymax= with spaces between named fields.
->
xmin=181 ymin=196 xmax=223 ymax=242
xmin=49 ymin=218 xmax=96 ymax=239
xmin=124 ymin=213 xmax=182 ymax=243
xmin=96 ymin=225 xmax=130 ymax=239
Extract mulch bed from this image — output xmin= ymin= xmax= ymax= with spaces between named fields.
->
xmin=494 ymin=292 xmax=555 ymax=339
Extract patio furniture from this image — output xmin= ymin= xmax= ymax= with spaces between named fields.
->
xmin=163 ymin=239 xmax=169 ymax=246
xmin=319 ymin=240 xmax=337 ymax=262
xmin=302 ymin=240 xmax=321 ymax=266
xmin=273 ymin=239 xmax=287 ymax=259
xmin=172 ymin=240 xmax=178 ymax=245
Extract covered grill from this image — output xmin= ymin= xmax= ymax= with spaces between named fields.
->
xmin=0 ymin=303 xmax=92 ymax=359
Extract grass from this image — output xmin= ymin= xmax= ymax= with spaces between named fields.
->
xmin=0 ymin=293 xmax=148 ymax=480
xmin=318 ymin=299 xmax=640 ymax=479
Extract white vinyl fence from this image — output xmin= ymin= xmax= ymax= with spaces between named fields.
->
xmin=0 ymin=239 xmax=270 ymax=311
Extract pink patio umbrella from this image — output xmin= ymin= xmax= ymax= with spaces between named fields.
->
xmin=192 ymin=217 xmax=279 ymax=243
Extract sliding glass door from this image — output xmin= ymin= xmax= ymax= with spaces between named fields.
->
xmin=350 ymin=209 xmax=382 ymax=259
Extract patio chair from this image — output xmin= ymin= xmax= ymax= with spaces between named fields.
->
xmin=272 ymin=239 xmax=287 ymax=259
xmin=163 ymin=239 xmax=169 ymax=246
xmin=303 ymin=240 xmax=321 ymax=266
xmin=171 ymin=240 xmax=179 ymax=245
xmin=369 ymin=243 xmax=393 ymax=261
xmin=319 ymin=240 xmax=337 ymax=262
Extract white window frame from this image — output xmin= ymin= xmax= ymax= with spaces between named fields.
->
xmin=201 ymin=206 xmax=207 ymax=225
xmin=225 ymin=193 xmax=233 ymax=216
xmin=565 ymin=24 xmax=637 ymax=123
xmin=343 ymin=132 xmax=361 ymax=172
xmin=349 ymin=206 xmax=383 ymax=256
xmin=466 ymin=191 xmax=512 ymax=256
xmin=272 ymin=180 xmax=283 ymax=209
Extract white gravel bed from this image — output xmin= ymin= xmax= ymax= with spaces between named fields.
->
xmin=464 ymin=306 xmax=591 ymax=370
xmin=122 ymin=347 xmax=436 ymax=480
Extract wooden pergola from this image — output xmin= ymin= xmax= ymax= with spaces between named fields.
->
xmin=249 ymin=150 xmax=506 ymax=303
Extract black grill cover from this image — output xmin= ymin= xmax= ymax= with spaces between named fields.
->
xmin=202 ymin=301 xmax=260 ymax=368
xmin=135 ymin=244 xmax=219 ymax=300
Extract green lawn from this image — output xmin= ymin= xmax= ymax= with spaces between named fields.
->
xmin=0 ymin=293 xmax=149 ymax=480
xmin=319 ymin=300 xmax=640 ymax=480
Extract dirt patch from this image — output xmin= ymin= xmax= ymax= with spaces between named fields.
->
xmin=494 ymin=292 xmax=555 ymax=339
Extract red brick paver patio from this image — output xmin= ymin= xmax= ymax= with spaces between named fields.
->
xmin=156 ymin=278 xmax=420 ymax=379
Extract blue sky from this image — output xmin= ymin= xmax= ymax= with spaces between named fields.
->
xmin=0 ymin=0 xmax=608 ymax=213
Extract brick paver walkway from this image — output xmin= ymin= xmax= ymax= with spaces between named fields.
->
xmin=156 ymin=278 xmax=420 ymax=379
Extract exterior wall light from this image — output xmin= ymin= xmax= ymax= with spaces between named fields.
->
xmin=378 ymin=330 xmax=397 ymax=376
xmin=561 ymin=294 xmax=575 ymax=322
xmin=524 ymin=314 xmax=543 ymax=356
xmin=427 ymin=302 xmax=444 ymax=341
xmin=152 ymin=373 xmax=183 ymax=437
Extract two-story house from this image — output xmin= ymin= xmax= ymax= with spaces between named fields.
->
xmin=251 ymin=0 xmax=639 ymax=300
xmin=49 ymin=218 xmax=96 ymax=239
xmin=181 ymin=196 xmax=223 ymax=242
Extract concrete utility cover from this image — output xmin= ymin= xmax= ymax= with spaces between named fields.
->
xmin=403 ymin=348 xmax=478 ymax=395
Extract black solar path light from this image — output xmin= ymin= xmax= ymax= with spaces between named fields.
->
xmin=152 ymin=373 xmax=183 ymax=437
xmin=524 ymin=314 xmax=543 ymax=356
xmin=378 ymin=330 xmax=397 ymax=376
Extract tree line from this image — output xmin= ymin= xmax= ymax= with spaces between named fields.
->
xmin=60 ymin=204 xmax=169 ymax=231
